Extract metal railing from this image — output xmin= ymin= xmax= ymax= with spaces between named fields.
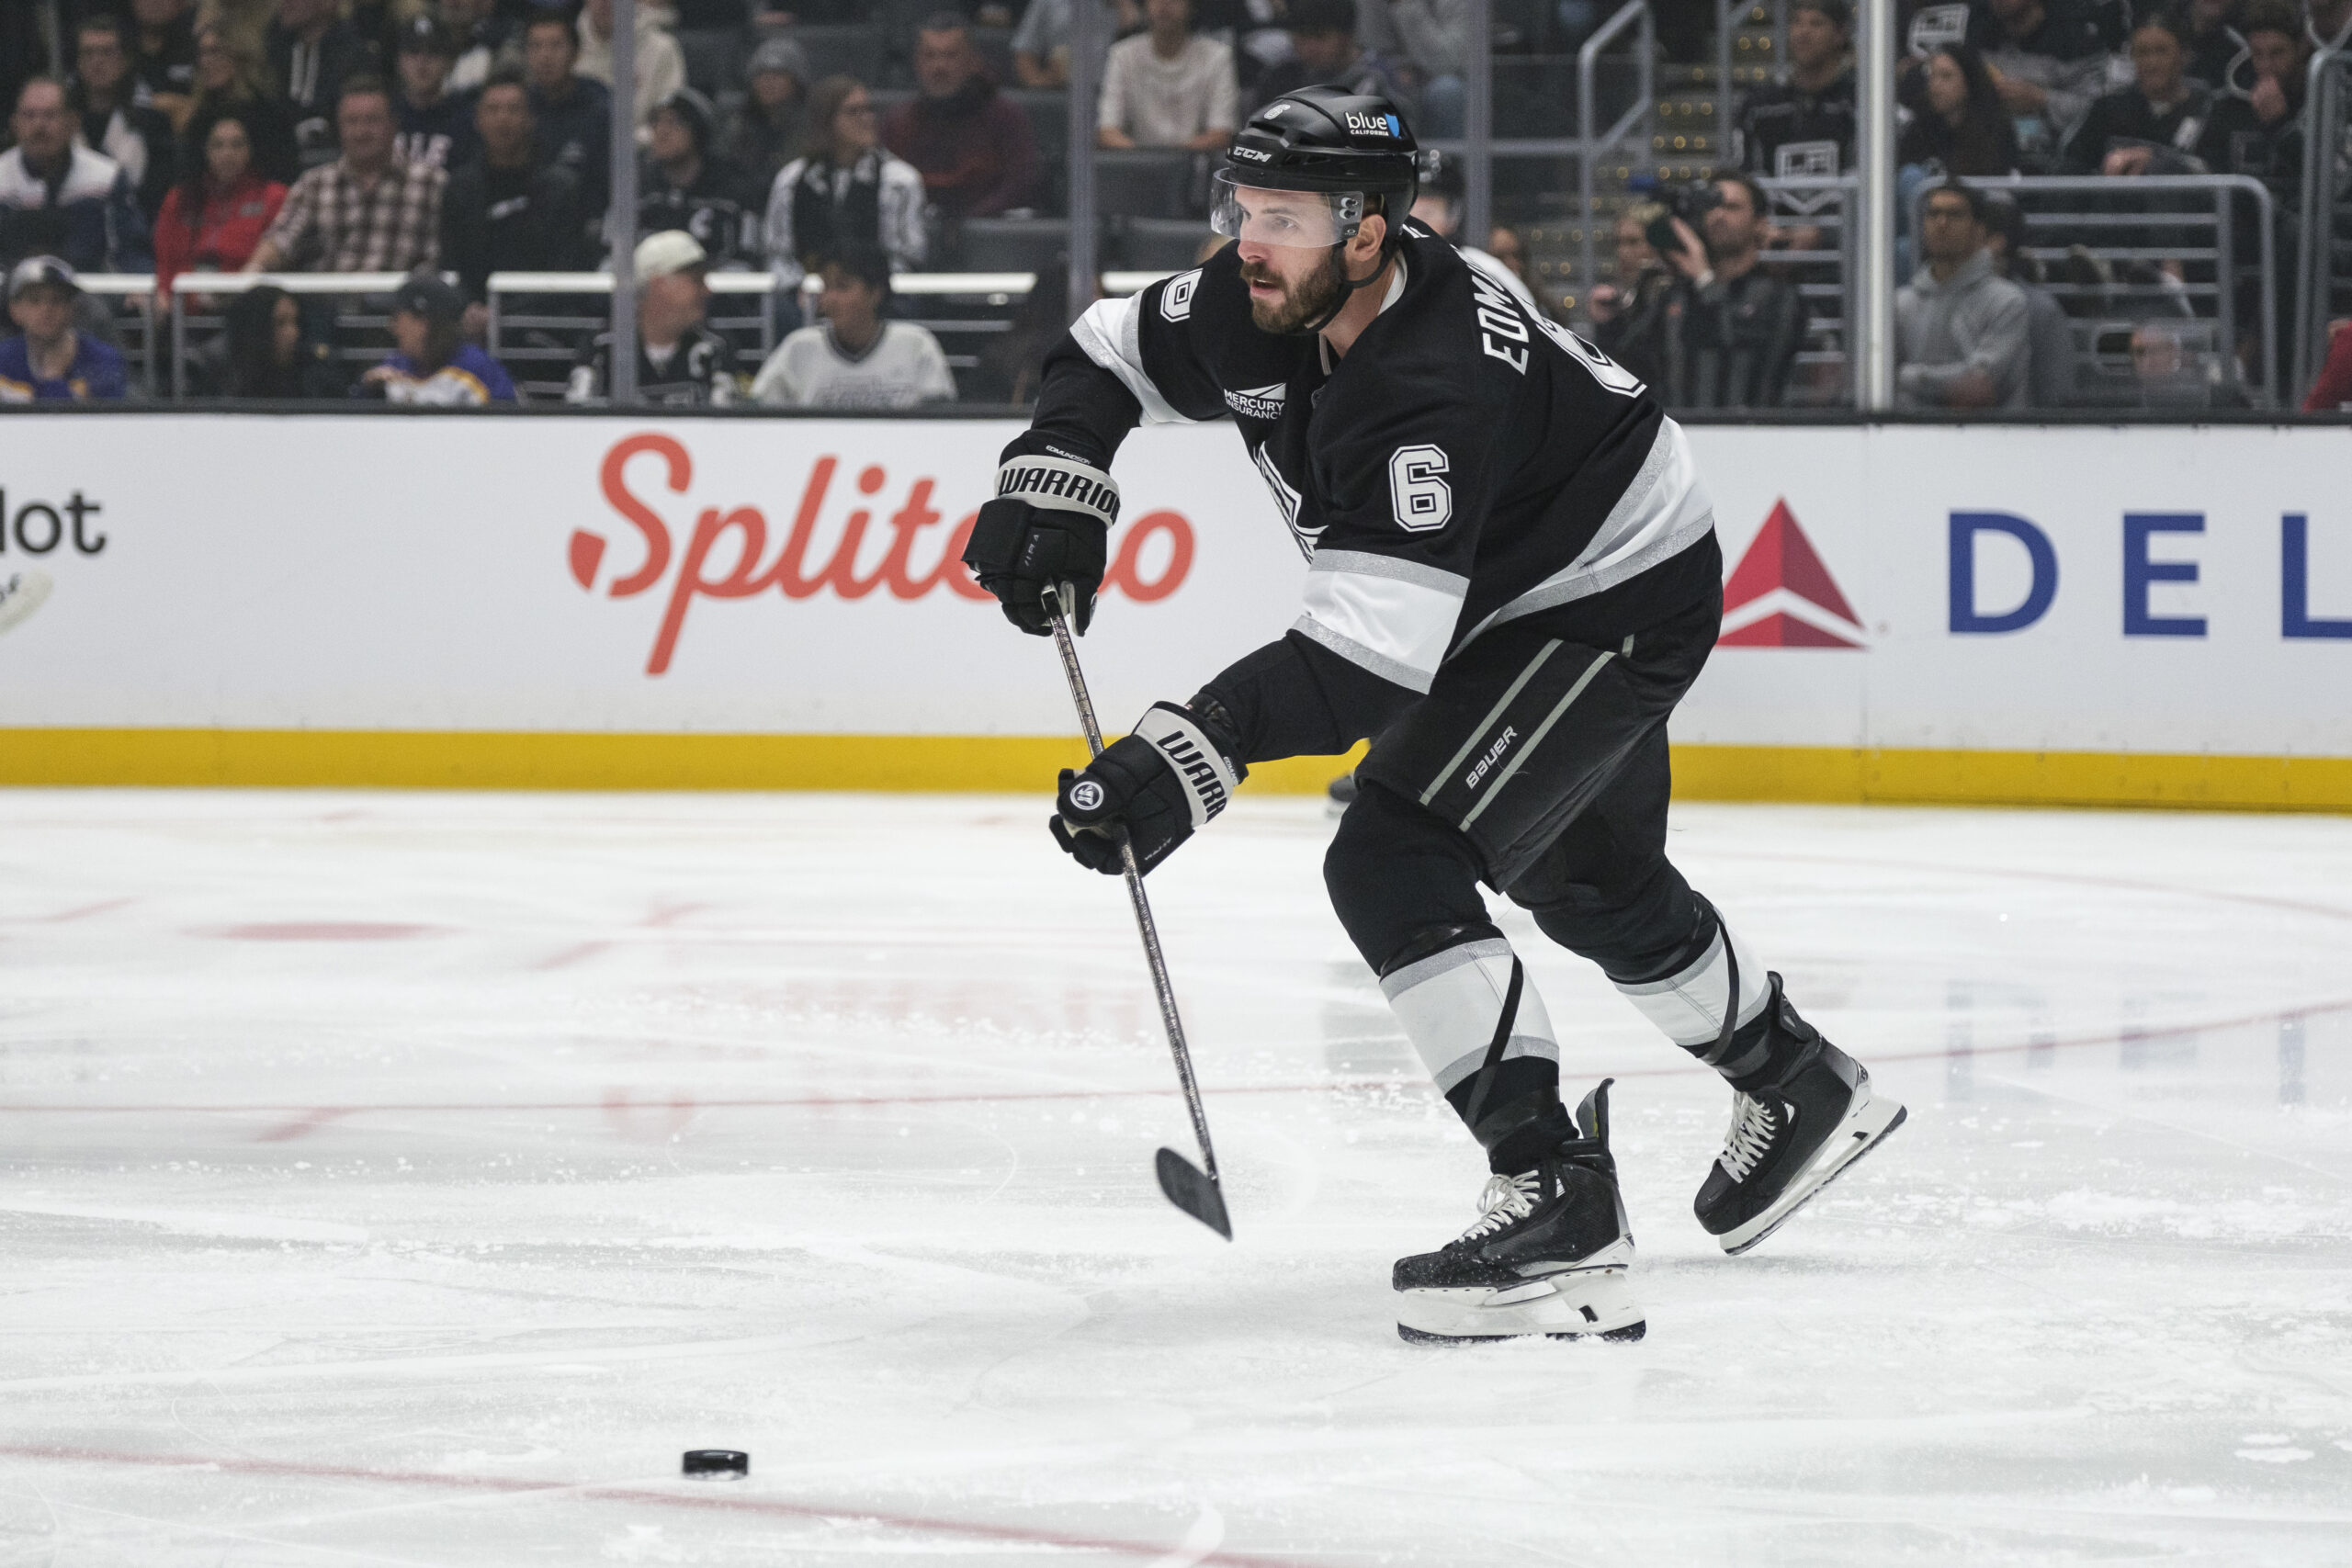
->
xmin=1719 ymin=0 xmax=1792 ymax=155
xmin=1763 ymin=175 xmax=1860 ymax=404
xmin=2293 ymin=49 xmax=2352 ymax=401
xmin=1906 ymin=174 xmax=2278 ymax=404
xmin=1578 ymin=0 xmax=1661 ymax=301
xmin=167 ymin=271 xmax=422 ymax=400
xmin=130 ymin=271 xmax=1182 ymax=402
xmin=74 ymin=274 xmax=160 ymax=399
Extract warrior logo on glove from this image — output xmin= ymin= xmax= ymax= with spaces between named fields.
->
xmin=1053 ymin=703 xmax=1247 ymax=876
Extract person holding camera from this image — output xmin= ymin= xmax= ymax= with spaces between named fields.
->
xmin=1594 ymin=173 xmax=1808 ymax=411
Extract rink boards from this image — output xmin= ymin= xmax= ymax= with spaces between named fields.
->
xmin=2 ymin=413 xmax=2348 ymax=808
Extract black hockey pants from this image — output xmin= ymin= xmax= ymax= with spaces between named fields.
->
xmin=1323 ymin=581 xmax=1725 ymax=1167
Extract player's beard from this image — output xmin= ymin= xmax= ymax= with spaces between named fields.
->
xmin=1239 ymin=247 xmax=1348 ymax=335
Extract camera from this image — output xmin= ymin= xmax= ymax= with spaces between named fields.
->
xmin=1642 ymin=179 xmax=1724 ymax=258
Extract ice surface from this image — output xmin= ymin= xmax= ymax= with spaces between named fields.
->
xmin=1 ymin=790 xmax=2348 ymax=1565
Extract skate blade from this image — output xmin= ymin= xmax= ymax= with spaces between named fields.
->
xmin=1718 ymin=1092 xmax=1907 ymax=1257
xmin=1396 ymin=1264 xmax=1645 ymax=1345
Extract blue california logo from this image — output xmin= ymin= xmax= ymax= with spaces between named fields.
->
xmin=1344 ymin=110 xmax=1398 ymax=138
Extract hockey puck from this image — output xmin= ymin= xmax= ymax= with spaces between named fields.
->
xmin=682 ymin=1450 xmax=748 ymax=1479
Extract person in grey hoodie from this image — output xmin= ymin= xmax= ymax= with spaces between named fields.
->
xmin=1896 ymin=178 xmax=2030 ymax=409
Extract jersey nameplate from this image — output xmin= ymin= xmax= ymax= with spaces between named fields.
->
xmin=1468 ymin=267 xmax=1532 ymax=375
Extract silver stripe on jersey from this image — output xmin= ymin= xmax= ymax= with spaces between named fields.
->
xmin=1464 ymin=415 xmax=1716 ymax=643
xmin=1291 ymin=615 xmax=1434 ymax=694
xmin=1379 ymin=936 xmax=1561 ymax=1095
xmin=1069 ymin=290 xmax=1198 ymax=426
xmin=1297 ymin=549 xmax=1468 ymax=692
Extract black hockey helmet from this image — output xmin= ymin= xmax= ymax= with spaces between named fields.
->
xmin=1213 ymin=86 xmax=1425 ymax=333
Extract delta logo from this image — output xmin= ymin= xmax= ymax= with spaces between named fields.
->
xmin=1346 ymin=111 xmax=1401 ymax=138
xmin=1717 ymin=500 xmax=1866 ymax=648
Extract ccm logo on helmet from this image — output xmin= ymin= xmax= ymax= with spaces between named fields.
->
xmin=1345 ymin=110 xmax=1401 ymax=138
xmin=1230 ymin=145 xmax=1272 ymax=162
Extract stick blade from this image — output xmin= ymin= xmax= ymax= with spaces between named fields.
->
xmin=1155 ymin=1147 xmax=1232 ymax=1240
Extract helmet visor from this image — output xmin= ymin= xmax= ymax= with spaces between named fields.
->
xmin=1210 ymin=169 xmax=1363 ymax=250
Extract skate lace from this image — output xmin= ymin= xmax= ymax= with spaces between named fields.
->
xmin=1456 ymin=1171 xmax=1543 ymax=1242
xmin=1718 ymin=1094 xmax=1778 ymax=1182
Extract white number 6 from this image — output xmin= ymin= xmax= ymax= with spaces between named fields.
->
xmin=1387 ymin=445 xmax=1453 ymax=532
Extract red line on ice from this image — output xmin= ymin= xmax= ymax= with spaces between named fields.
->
xmin=1 ymin=993 xmax=2346 ymax=1129
xmin=0 ymin=1441 xmax=1313 ymax=1567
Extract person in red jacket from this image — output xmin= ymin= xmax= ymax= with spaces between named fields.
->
xmin=881 ymin=13 xmax=1038 ymax=220
xmin=153 ymin=107 xmax=288 ymax=299
xmin=2304 ymin=322 xmax=2352 ymax=412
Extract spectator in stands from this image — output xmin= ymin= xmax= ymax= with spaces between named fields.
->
xmin=523 ymin=10 xmax=613 ymax=212
xmin=1098 ymin=0 xmax=1239 ymax=151
xmin=722 ymin=36 xmax=812 ymax=186
xmin=1483 ymin=222 xmax=1534 ymax=288
xmin=443 ymin=0 xmax=520 ymax=96
xmin=392 ymin=16 xmax=479 ymax=174
xmin=1361 ymin=0 xmax=1471 ymax=138
xmin=269 ymin=0 xmax=379 ymax=172
xmin=2179 ymin=0 xmax=2244 ymax=88
xmin=153 ymin=109 xmax=289 ymax=299
xmin=1982 ymin=189 xmax=2076 ymax=403
xmin=1589 ymin=202 xmax=1673 ymax=387
xmin=1251 ymin=0 xmax=1414 ymax=113
xmin=1897 ymin=42 xmax=2021 ymax=175
xmin=2310 ymin=0 xmax=2352 ymax=51
xmin=567 ymin=229 xmax=739 ymax=405
xmin=198 ymin=283 xmax=346 ymax=398
xmin=358 ymin=272 xmax=516 ymax=402
xmin=1 ymin=255 xmax=128 ymax=400
xmin=247 ymin=76 xmax=446 ymax=274
xmin=2195 ymin=1 xmax=2307 ymax=197
xmin=1962 ymin=0 xmax=2114 ymax=164
xmin=190 ymin=23 xmax=301 ymax=185
xmin=1897 ymin=178 xmax=2030 ymax=408
xmin=0 ymin=78 xmax=153 ymax=275
xmin=128 ymin=0 xmax=199 ymax=123
xmin=1013 ymin=0 xmax=1133 ymax=90
xmin=1736 ymin=0 xmax=1857 ymax=178
xmin=577 ymin=0 xmax=685 ymax=136
xmin=1608 ymin=174 xmax=1807 ymax=408
xmin=639 ymin=87 xmax=763 ymax=269
xmin=2302 ymin=320 xmax=2352 ymax=410
xmin=71 ymin=17 xmax=176 ymax=226
xmin=2063 ymin=16 xmax=2211 ymax=174
xmin=752 ymin=240 xmax=956 ymax=408
xmin=765 ymin=75 xmax=929 ymax=297
xmin=2122 ymin=318 xmax=2250 ymax=404
xmin=885 ymin=14 xmax=1039 ymax=220
xmin=441 ymin=70 xmax=589 ymax=319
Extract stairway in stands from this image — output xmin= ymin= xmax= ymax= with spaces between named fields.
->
xmin=1520 ymin=4 xmax=1782 ymax=316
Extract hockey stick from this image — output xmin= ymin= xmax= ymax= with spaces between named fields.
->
xmin=1046 ymin=590 xmax=1232 ymax=1241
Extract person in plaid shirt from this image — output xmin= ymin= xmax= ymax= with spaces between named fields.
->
xmin=245 ymin=76 xmax=445 ymax=274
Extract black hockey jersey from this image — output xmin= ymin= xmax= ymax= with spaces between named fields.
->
xmin=1018 ymin=225 xmax=1718 ymax=762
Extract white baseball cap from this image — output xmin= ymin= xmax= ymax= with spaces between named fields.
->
xmin=8 ymin=255 xmax=78 ymax=300
xmin=634 ymin=231 xmax=707 ymax=280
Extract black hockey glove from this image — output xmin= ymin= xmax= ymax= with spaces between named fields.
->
xmin=1052 ymin=702 xmax=1247 ymax=876
xmin=962 ymin=452 xmax=1119 ymax=636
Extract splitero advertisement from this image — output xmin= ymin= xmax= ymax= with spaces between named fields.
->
xmin=2 ymin=415 xmax=2348 ymax=805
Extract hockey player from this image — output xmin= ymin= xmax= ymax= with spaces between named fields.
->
xmin=962 ymin=87 xmax=1905 ymax=1343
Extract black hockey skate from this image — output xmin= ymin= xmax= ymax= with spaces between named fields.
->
xmin=1696 ymin=973 xmax=1906 ymax=1256
xmin=1394 ymin=1080 xmax=1645 ymax=1344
